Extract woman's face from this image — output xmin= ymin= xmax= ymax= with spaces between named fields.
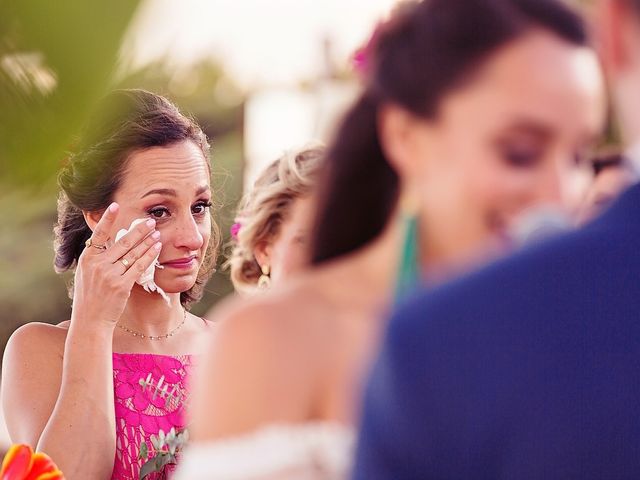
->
xmin=257 ymin=194 xmax=315 ymax=287
xmin=111 ymin=140 xmax=212 ymax=294
xmin=398 ymin=30 xmax=606 ymax=272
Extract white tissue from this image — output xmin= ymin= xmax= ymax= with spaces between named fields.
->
xmin=115 ymin=218 xmax=170 ymax=305
xmin=510 ymin=206 xmax=571 ymax=248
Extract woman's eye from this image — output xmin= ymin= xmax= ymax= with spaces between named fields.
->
xmin=148 ymin=207 xmax=170 ymax=219
xmin=192 ymin=201 xmax=212 ymax=215
xmin=503 ymin=146 xmax=543 ymax=168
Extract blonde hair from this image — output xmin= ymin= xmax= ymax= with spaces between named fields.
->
xmin=227 ymin=145 xmax=325 ymax=293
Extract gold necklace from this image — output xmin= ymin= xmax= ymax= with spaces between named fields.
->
xmin=116 ymin=308 xmax=187 ymax=341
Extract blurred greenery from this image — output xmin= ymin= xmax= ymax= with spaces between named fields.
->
xmin=0 ymin=0 xmax=140 ymax=185
xmin=0 ymin=1 xmax=245 ymax=361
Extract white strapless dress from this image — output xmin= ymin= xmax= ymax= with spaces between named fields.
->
xmin=174 ymin=422 xmax=354 ymax=480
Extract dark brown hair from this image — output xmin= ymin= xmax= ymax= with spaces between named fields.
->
xmin=311 ymin=0 xmax=588 ymax=264
xmin=54 ymin=88 xmax=220 ymax=307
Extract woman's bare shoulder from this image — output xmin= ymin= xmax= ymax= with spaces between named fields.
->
xmin=203 ymin=275 xmax=352 ymax=382
xmin=193 ymin=283 xmax=336 ymax=437
xmin=2 ymin=322 xmax=70 ymax=445
xmin=5 ymin=321 xmax=69 ymax=361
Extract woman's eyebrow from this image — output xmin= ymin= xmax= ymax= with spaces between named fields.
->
xmin=141 ymin=188 xmax=176 ymax=199
xmin=500 ymin=119 xmax=554 ymax=142
xmin=141 ymin=185 xmax=210 ymax=199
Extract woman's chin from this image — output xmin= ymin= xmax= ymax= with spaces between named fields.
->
xmin=154 ymin=276 xmax=198 ymax=295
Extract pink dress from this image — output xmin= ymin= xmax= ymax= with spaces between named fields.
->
xmin=112 ymin=353 xmax=194 ymax=480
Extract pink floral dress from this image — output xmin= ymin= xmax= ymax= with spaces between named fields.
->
xmin=112 ymin=353 xmax=193 ymax=480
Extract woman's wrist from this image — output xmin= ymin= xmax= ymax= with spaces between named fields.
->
xmin=69 ymin=307 xmax=119 ymax=332
xmin=62 ymin=322 xmax=114 ymax=385
xmin=66 ymin=315 xmax=115 ymax=346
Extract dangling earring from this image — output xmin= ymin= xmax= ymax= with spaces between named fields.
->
xmin=394 ymin=194 xmax=421 ymax=303
xmin=258 ymin=264 xmax=271 ymax=290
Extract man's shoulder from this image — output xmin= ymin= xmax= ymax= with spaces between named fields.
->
xmin=391 ymin=222 xmax=627 ymax=343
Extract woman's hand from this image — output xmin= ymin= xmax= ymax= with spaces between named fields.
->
xmin=71 ymin=202 xmax=162 ymax=329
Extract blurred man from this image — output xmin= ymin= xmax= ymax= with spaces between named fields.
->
xmin=352 ymin=1 xmax=640 ymax=478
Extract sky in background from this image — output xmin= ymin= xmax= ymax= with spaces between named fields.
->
xmin=122 ymin=0 xmax=399 ymax=88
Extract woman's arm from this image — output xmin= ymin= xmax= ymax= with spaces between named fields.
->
xmin=2 ymin=321 xmax=116 ymax=479
xmin=40 ymin=320 xmax=116 ymax=479
xmin=2 ymin=205 xmax=161 ymax=479
xmin=2 ymin=323 xmax=64 ymax=447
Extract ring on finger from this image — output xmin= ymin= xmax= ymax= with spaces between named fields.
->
xmin=85 ymin=238 xmax=107 ymax=251
xmin=121 ymin=258 xmax=131 ymax=269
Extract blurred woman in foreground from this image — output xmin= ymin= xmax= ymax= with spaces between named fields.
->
xmin=178 ymin=1 xmax=606 ymax=478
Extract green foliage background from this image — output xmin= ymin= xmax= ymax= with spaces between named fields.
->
xmin=0 ymin=1 xmax=244 ymax=361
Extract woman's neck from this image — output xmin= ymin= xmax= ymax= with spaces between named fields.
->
xmin=315 ymin=218 xmax=404 ymax=313
xmin=316 ymin=211 xmax=476 ymax=311
xmin=118 ymin=287 xmax=184 ymax=338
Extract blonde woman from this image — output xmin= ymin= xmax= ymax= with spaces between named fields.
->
xmin=225 ymin=145 xmax=324 ymax=294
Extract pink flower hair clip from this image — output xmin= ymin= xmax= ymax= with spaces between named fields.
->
xmin=230 ymin=222 xmax=242 ymax=241
xmin=352 ymin=22 xmax=382 ymax=79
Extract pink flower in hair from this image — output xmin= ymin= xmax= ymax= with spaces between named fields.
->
xmin=352 ymin=47 xmax=369 ymax=75
xmin=352 ymin=22 xmax=382 ymax=78
xmin=230 ymin=222 xmax=241 ymax=240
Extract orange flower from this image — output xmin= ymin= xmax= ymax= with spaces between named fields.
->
xmin=0 ymin=445 xmax=64 ymax=480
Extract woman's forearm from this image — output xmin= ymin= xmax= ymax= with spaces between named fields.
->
xmin=38 ymin=323 xmax=115 ymax=480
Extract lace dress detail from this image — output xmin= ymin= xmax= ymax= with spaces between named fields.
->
xmin=112 ymin=353 xmax=193 ymax=480
xmin=174 ymin=422 xmax=355 ymax=480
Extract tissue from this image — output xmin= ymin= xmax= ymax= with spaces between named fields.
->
xmin=115 ymin=218 xmax=170 ymax=304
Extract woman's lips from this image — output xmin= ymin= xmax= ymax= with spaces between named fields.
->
xmin=161 ymin=256 xmax=197 ymax=269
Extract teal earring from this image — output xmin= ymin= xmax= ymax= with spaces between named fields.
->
xmin=394 ymin=197 xmax=421 ymax=303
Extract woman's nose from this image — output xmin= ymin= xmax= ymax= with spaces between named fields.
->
xmin=173 ymin=215 xmax=204 ymax=251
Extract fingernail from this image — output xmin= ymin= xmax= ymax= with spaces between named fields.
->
xmin=109 ymin=203 xmax=119 ymax=213
xmin=154 ymin=242 xmax=162 ymax=250
xmin=151 ymin=231 xmax=161 ymax=240
xmin=146 ymin=219 xmax=156 ymax=228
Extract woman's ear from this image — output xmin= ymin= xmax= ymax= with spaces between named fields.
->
xmin=82 ymin=210 xmax=103 ymax=232
xmin=377 ymin=103 xmax=433 ymax=180
xmin=596 ymin=0 xmax=638 ymax=74
xmin=253 ymin=241 xmax=272 ymax=271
